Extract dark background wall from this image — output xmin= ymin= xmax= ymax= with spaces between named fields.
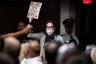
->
xmin=0 ymin=0 xmax=60 ymax=34
xmin=75 ymin=0 xmax=94 ymax=46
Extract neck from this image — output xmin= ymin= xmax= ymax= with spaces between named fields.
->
xmin=67 ymin=32 xmax=72 ymax=35
xmin=27 ymin=53 xmax=38 ymax=59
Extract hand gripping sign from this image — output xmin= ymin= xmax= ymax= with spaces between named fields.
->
xmin=27 ymin=1 xmax=42 ymax=22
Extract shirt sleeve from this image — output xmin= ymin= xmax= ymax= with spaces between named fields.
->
xmin=56 ymin=35 xmax=64 ymax=44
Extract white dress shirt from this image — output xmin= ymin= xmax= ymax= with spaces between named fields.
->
xmin=21 ymin=56 xmax=43 ymax=64
xmin=62 ymin=32 xmax=79 ymax=45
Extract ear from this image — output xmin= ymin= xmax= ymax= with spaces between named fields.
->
xmin=25 ymin=47 xmax=29 ymax=57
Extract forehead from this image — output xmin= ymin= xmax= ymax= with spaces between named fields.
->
xmin=18 ymin=22 xmax=25 ymax=25
xmin=29 ymin=40 xmax=39 ymax=46
xmin=46 ymin=22 xmax=54 ymax=26
xmin=28 ymin=40 xmax=39 ymax=43
xmin=65 ymin=24 xmax=74 ymax=28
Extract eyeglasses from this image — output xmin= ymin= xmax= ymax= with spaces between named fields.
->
xmin=46 ymin=26 xmax=54 ymax=28
xmin=46 ymin=26 xmax=54 ymax=29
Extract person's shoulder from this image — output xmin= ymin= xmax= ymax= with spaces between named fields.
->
xmin=27 ymin=32 xmax=45 ymax=38
xmin=71 ymin=33 xmax=78 ymax=39
xmin=60 ymin=32 xmax=68 ymax=36
xmin=55 ymin=35 xmax=64 ymax=43
xmin=31 ymin=58 xmax=43 ymax=64
xmin=56 ymin=35 xmax=63 ymax=38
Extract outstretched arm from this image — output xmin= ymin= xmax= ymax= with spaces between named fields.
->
xmin=1 ymin=18 xmax=33 ymax=38
xmin=1 ymin=27 xmax=32 ymax=38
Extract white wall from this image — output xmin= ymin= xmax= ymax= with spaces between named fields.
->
xmin=60 ymin=0 xmax=69 ymax=34
xmin=60 ymin=0 xmax=75 ymax=34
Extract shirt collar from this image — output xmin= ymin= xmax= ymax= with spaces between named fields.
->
xmin=26 ymin=56 xmax=42 ymax=61
xmin=63 ymin=32 xmax=74 ymax=36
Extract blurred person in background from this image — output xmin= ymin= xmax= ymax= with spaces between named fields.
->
xmin=56 ymin=43 xmax=81 ymax=64
xmin=17 ymin=22 xmax=26 ymax=31
xmin=3 ymin=36 xmax=20 ymax=64
xmin=19 ymin=43 xmax=29 ymax=63
xmin=21 ymin=37 xmax=43 ymax=64
xmin=61 ymin=18 xmax=79 ymax=45
xmin=67 ymin=53 xmax=93 ymax=64
xmin=17 ymin=22 xmax=29 ymax=43
xmin=45 ymin=42 xmax=61 ymax=64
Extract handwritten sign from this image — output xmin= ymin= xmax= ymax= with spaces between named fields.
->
xmin=27 ymin=1 xmax=42 ymax=19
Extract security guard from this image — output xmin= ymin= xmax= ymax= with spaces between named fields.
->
xmin=61 ymin=18 xmax=79 ymax=45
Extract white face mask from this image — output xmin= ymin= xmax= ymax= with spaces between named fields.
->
xmin=46 ymin=29 xmax=54 ymax=36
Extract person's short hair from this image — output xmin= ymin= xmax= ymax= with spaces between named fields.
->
xmin=4 ymin=37 xmax=20 ymax=58
xmin=46 ymin=20 xmax=56 ymax=27
xmin=4 ymin=37 xmax=20 ymax=64
xmin=45 ymin=42 xmax=60 ymax=63
xmin=28 ymin=37 xmax=40 ymax=44
xmin=28 ymin=38 xmax=41 ymax=56
xmin=57 ymin=43 xmax=81 ymax=64
xmin=68 ymin=53 xmax=92 ymax=64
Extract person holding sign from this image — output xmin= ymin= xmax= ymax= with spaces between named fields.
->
xmin=17 ymin=22 xmax=30 ymax=43
xmin=1 ymin=18 xmax=32 ymax=38
xmin=1 ymin=1 xmax=42 ymax=38
xmin=0 ymin=1 xmax=64 ymax=60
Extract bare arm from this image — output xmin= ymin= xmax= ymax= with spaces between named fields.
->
xmin=1 ymin=18 xmax=33 ymax=38
xmin=1 ymin=27 xmax=32 ymax=38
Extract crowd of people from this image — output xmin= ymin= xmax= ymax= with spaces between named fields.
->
xmin=0 ymin=18 xmax=96 ymax=64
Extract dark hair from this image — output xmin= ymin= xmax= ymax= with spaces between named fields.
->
xmin=45 ymin=42 xmax=60 ymax=63
xmin=46 ymin=20 xmax=56 ymax=27
xmin=28 ymin=37 xmax=40 ymax=44
xmin=62 ymin=18 xmax=75 ymax=25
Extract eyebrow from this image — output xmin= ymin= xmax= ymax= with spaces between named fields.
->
xmin=46 ymin=26 xmax=54 ymax=27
